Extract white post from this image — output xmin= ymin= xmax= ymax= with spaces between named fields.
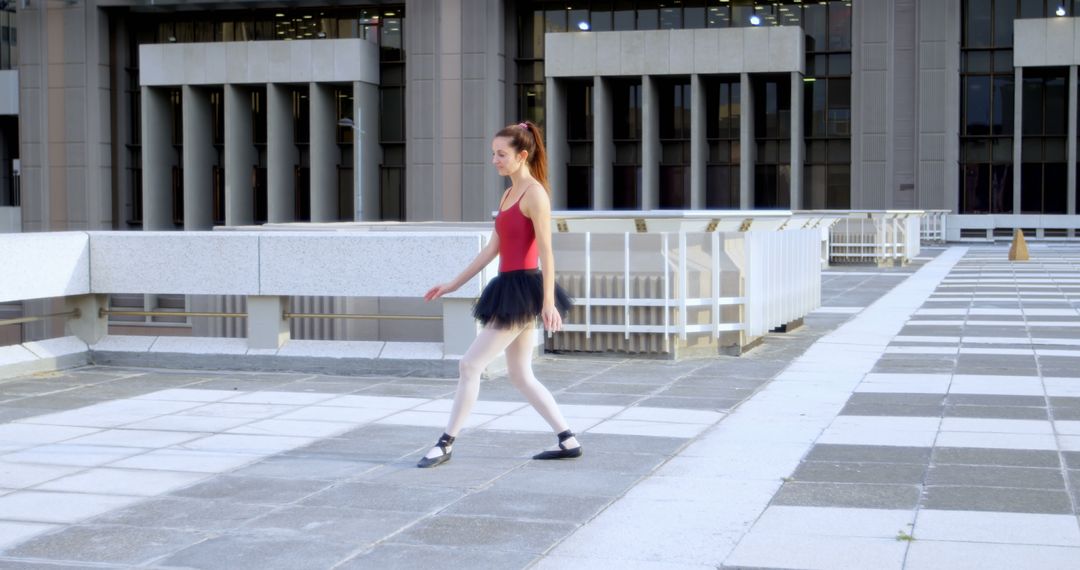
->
xmin=442 ymin=298 xmax=480 ymax=356
xmin=247 ymin=295 xmax=290 ymax=350
xmin=65 ymin=294 xmax=108 ymax=345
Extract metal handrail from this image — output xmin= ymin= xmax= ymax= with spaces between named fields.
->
xmin=0 ymin=309 xmax=80 ymax=328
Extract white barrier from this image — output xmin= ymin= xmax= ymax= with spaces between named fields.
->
xmin=814 ymin=210 xmax=925 ymax=266
xmin=946 ymin=214 xmax=1080 ymax=241
xmin=920 ymin=210 xmax=950 ymax=243
xmin=548 ymin=211 xmax=824 ymax=354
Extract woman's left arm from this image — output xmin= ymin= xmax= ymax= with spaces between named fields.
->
xmin=524 ymin=186 xmax=562 ymax=332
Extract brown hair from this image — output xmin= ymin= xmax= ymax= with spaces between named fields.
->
xmin=495 ymin=120 xmax=549 ymax=194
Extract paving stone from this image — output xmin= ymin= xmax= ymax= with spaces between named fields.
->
xmin=770 ymin=481 xmax=921 ymax=509
xmin=488 ymin=466 xmax=641 ymax=498
xmin=637 ymin=396 xmax=744 ymax=410
xmin=240 ymin=505 xmax=416 ymax=544
xmin=803 ymin=444 xmax=932 ymax=465
xmin=392 ymin=514 xmax=575 ymax=553
xmin=839 ymin=403 xmax=944 ymax=417
xmin=4 ymin=524 xmax=207 ymax=565
xmin=93 ymin=496 xmax=274 ymax=531
xmin=169 ymin=475 xmax=332 ymax=505
xmin=943 ymin=405 xmax=1050 ymax=420
xmin=443 ymin=487 xmax=612 ymax=522
xmin=790 ymin=461 xmax=927 ymax=485
xmin=564 ymin=382 xmax=662 ymax=396
xmin=847 ymin=393 xmax=946 ymax=406
xmin=359 ymin=456 xmax=525 ymax=489
xmin=225 ymin=453 xmax=382 ymax=481
xmin=923 ymin=486 xmax=1073 ymax=514
xmin=1063 ymin=452 xmax=1080 ymax=469
xmin=925 ymin=465 xmax=1065 ymax=489
xmin=946 ymin=394 xmax=1047 ymax=407
xmin=157 ymin=533 xmax=356 ymax=570
xmin=932 ymin=447 xmax=1062 ymax=468
xmin=300 ymin=481 xmax=466 ymax=513
xmin=339 ymin=543 xmax=538 ymax=570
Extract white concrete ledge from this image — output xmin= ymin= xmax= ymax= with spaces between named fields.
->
xmin=139 ymin=39 xmax=380 ymax=86
xmin=1015 ymin=17 xmax=1080 ymax=67
xmin=0 ymin=337 xmax=90 ymax=381
xmin=0 ymin=232 xmax=89 ymax=303
xmin=546 ymin=27 xmax=804 ymax=77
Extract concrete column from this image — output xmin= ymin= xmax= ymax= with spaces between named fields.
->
xmin=642 ymin=76 xmax=660 ymax=210
xmin=267 ymin=83 xmax=295 ymax=223
xmin=690 ymin=74 xmax=707 ymax=209
xmin=442 ymin=298 xmax=481 ymax=356
xmin=141 ymin=86 xmax=173 ymax=230
xmin=592 ymin=77 xmax=613 ymax=210
xmin=309 ymin=82 xmax=337 ymax=222
xmin=182 ymin=85 xmax=214 ymax=230
xmin=739 ymin=73 xmax=755 ymax=209
xmin=225 ymin=85 xmax=255 ymax=227
xmin=1013 ymin=67 xmax=1023 ymax=215
xmin=545 ymin=76 xmax=568 ymax=209
xmin=355 ymin=80 xmax=382 ymax=221
xmin=790 ymin=71 xmax=805 ymax=210
xmin=246 ymin=295 xmax=290 ymax=350
xmin=1069 ymin=66 xmax=1078 ymax=217
xmin=64 ymin=294 xmax=108 ymax=345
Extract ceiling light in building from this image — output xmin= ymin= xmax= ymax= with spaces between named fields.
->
xmin=578 ymin=21 xmax=590 ymax=30
xmin=304 ymin=15 xmax=313 ymax=19
xmin=167 ymin=35 xmax=177 ymax=42
xmin=749 ymin=14 xmax=762 ymax=25
xmin=1057 ymin=5 xmax=1067 ymax=16
xmin=275 ymin=13 xmax=285 ymax=17
xmin=384 ymin=11 xmax=395 ymax=16
xmin=803 ymin=77 xmax=816 ymax=82
xmin=316 ymin=31 xmax=327 ymax=38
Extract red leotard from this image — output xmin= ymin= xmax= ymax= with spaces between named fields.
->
xmin=495 ymin=190 xmax=539 ymax=272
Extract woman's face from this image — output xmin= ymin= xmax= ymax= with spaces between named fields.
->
xmin=491 ymin=136 xmax=526 ymax=176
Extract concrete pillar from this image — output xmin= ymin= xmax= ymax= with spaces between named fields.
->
xmin=182 ymin=85 xmax=214 ymax=230
xmin=442 ymin=298 xmax=481 ymax=356
xmin=1013 ymin=67 xmax=1023 ymax=215
xmin=246 ymin=295 xmax=290 ymax=350
xmin=355 ymin=80 xmax=382 ymax=221
xmin=739 ymin=73 xmax=755 ymax=209
xmin=545 ymin=76 xmax=568 ymax=209
xmin=642 ymin=76 xmax=660 ymax=210
xmin=225 ymin=85 xmax=255 ymax=227
xmin=64 ymin=294 xmax=108 ymax=345
xmin=593 ymin=76 xmax=613 ymax=210
xmin=690 ymin=74 xmax=707 ymax=209
xmin=141 ymin=86 xmax=173 ymax=230
xmin=1070 ymin=66 xmax=1078 ymax=217
xmin=267 ymin=83 xmax=295 ymax=223
xmin=790 ymin=71 xmax=805 ymax=210
xmin=309 ymin=82 xmax=337 ymax=222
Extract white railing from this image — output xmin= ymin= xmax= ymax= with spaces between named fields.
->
xmin=920 ymin=209 xmax=950 ymax=243
xmin=548 ymin=211 xmax=825 ymax=353
xmin=816 ymin=210 xmax=925 ymax=266
xmin=946 ymin=214 xmax=1080 ymax=241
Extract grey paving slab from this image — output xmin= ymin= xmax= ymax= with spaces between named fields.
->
xmin=358 ymin=456 xmax=525 ymax=489
xmin=487 ymin=466 xmax=641 ymax=498
xmin=169 ymin=475 xmax=332 ymax=505
xmin=239 ymin=505 xmax=416 ymax=544
xmin=946 ymin=394 xmax=1047 ymax=406
xmin=944 ymin=405 xmax=1050 ymax=420
xmin=338 ymin=544 xmax=538 ymax=570
xmin=443 ymin=487 xmax=612 ymax=522
xmin=770 ymin=481 xmax=922 ymax=509
xmin=225 ymin=453 xmax=383 ymax=481
xmin=803 ymin=444 xmax=932 ymax=465
xmin=300 ymin=481 xmax=466 ymax=513
xmin=839 ymin=403 xmax=945 ymax=417
xmin=790 ymin=461 xmax=927 ymax=485
xmin=925 ymin=465 xmax=1065 ymax=489
xmin=932 ymin=447 xmax=1062 ymax=468
xmin=156 ymin=533 xmax=356 ymax=570
xmin=923 ymin=485 xmax=1074 ymax=514
xmin=92 ymin=496 xmax=275 ymax=531
xmin=1063 ymin=451 xmax=1080 ymax=469
xmin=391 ymin=514 xmax=575 ymax=553
xmin=4 ymin=524 xmax=207 ymax=565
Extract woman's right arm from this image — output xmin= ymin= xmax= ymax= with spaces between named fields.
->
xmin=424 ymin=231 xmax=500 ymax=301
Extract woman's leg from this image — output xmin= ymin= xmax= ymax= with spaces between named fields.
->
xmin=422 ymin=325 xmax=523 ymax=460
xmin=505 ymin=326 xmax=580 ymax=451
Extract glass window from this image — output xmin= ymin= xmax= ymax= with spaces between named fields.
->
xmin=545 ymin=10 xmax=568 ymax=33
xmin=992 ymin=75 xmax=1015 ymax=135
xmin=994 ymin=0 xmax=1016 ymax=46
xmin=965 ymin=0 xmax=992 ymax=47
xmin=828 ymin=4 xmax=852 ymax=51
xmin=965 ymin=75 xmax=992 ymax=135
xmin=1019 ymin=0 xmax=1044 ymax=18
xmin=614 ymin=0 xmax=635 ymax=31
xmin=591 ymin=1 xmax=613 ymax=31
xmin=706 ymin=6 xmax=731 ymax=28
xmin=659 ymin=8 xmax=681 ymax=29
xmin=803 ymin=4 xmax=827 ymax=52
xmin=827 ymin=78 xmax=850 ymax=137
xmin=1022 ymin=76 xmax=1044 ymax=135
xmin=637 ymin=9 xmax=658 ymax=30
xmin=568 ymin=9 xmax=589 ymax=32
xmin=684 ymin=3 xmax=706 ymax=29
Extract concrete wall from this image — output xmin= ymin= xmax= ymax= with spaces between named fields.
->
xmin=0 ymin=70 xmax=17 ymax=115
xmin=916 ymin=0 xmax=961 ymax=212
xmin=1014 ymin=17 xmax=1080 ymax=67
xmin=545 ymin=27 xmax=804 ymax=77
xmin=405 ymin=0 xmax=507 ymax=222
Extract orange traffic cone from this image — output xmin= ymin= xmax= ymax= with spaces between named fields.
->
xmin=1008 ymin=229 xmax=1029 ymax=261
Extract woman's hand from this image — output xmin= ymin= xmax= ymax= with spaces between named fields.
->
xmin=541 ymin=302 xmax=562 ymax=332
xmin=424 ymin=282 xmax=459 ymax=302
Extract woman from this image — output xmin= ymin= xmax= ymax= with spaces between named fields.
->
xmin=418 ymin=121 xmax=581 ymax=468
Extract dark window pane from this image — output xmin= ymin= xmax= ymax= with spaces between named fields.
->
xmin=1023 ymin=75 xmax=1045 ymax=135
xmin=637 ymin=9 xmax=658 ymax=30
xmin=1045 ymin=74 xmax=1068 ymax=135
xmin=994 ymin=0 xmax=1016 ymax=46
xmin=965 ymin=75 xmax=992 ymax=135
xmin=990 ymin=164 xmax=1013 ymax=213
xmin=828 ymin=139 xmax=851 ymax=163
xmin=965 ymin=51 xmax=992 ymax=73
xmin=659 ymin=166 xmax=688 ymax=208
xmin=614 ymin=5 xmax=635 ymax=30
xmin=808 ymin=80 xmax=827 ymax=137
xmin=993 ymin=50 xmax=1014 ymax=72
xmin=684 ymin=5 xmax=706 ymax=29
xmin=612 ymin=165 xmax=640 ymax=209
xmin=803 ymin=5 xmax=827 ymax=52
xmin=568 ymin=10 xmax=589 ymax=32
xmin=567 ymin=81 xmax=593 ymax=141
xmin=592 ymin=8 xmax=613 ymax=31
xmin=992 ymin=138 xmax=1013 ymax=162
xmin=965 ymin=0 xmax=992 ymax=47
xmin=707 ymin=6 xmax=731 ymax=28
xmin=826 ymin=164 xmax=850 ymax=208
xmin=829 ymin=54 xmax=851 ymax=76
xmin=545 ymin=10 xmax=568 ymax=33
xmin=1021 ymin=163 xmax=1042 ymax=212
xmin=1044 ymin=162 xmax=1067 ymax=213
xmin=828 ymin=4 xmax=852 ymax=50
xmin=706 ymin=165 xmax=739 ymax=208
xmin=566 ymin=165 xmax=592 ymax=209
xmin=992 ymin=75 xmax=1015 ymax=134
xmin=1019 ymin=0 xmax=1044 ymax=18
xmin=962 ymin=164 xmax=989 ymax=213
xmin=827 ymin=78 xmax=851 ymax=136
xmin=659 ymin=8 xmax=681 ymax=29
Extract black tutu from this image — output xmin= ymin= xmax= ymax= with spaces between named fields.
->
xmin=473 ymin=269 xmax=574 ymax=329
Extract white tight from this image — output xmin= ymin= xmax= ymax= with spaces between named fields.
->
xmin=445 ymin=324 xmax=570 ymax=437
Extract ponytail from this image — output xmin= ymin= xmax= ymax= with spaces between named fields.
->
xmin=495 ymin=120 xmax=550 ymax=195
